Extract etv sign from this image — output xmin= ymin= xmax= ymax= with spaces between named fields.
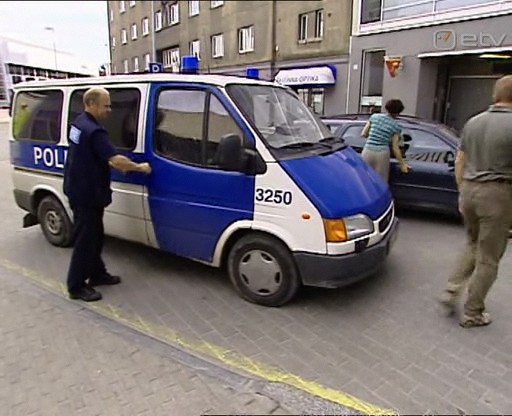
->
xmin=434 ymin=30 xmax=508 ymax=50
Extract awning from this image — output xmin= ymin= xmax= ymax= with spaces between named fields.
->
xmin=418 ymin=45 xmax=512 ymax=58
xmin=275 ymin=65 xmax=336 ymax=86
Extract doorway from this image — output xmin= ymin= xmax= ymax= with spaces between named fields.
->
xmin=444 ymin=76 xmax=498 ymax=131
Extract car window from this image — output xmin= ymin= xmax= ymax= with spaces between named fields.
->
xmin=338 ymin=124 xmax=365 ymax=151
xmin=69 ymin=88 xmax=141 ymax=150
xmin=13 ymin=90 xmax=63 ymax=143
xmin=154 ymin=89 xmax=205 ymax=165
xmin=404 ymin=128 xmax=453 ymax=163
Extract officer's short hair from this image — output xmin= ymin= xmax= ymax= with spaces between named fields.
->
xmin=83 ymin=87 xmax=109 ymax=107
xmin=493 ymin=75 xmax=512 ymax=104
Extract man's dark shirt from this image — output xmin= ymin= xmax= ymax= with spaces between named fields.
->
xmin=63 ymin=112 xmax=117 ymax=208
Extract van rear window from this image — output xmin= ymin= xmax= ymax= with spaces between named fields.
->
xmin=13 ymin=90 xmax=63 ymax=143
xmin=68 ymin=88 xmax=140 ymax=150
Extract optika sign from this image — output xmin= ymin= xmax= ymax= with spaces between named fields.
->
xmin=276 ymin=74 xmax=320 ymax=84
xmin=434 ymin=30 xmax=509 ymax=50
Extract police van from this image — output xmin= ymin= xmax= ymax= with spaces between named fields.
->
xmin=9 ymin=72 xmax=398 ymax=306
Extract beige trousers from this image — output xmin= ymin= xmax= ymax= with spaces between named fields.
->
xmin=361 ymin=148 xmax=390 ymax=182
xmin=447 ymin=181 xmax=512 ymax=316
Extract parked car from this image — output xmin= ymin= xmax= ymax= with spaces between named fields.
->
xmin=322 ymin=114 xmax=460 ymax=216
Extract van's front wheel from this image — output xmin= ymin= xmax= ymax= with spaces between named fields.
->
xmin=227 ymin=234 xmax=300 ymax=307
xmin=37 ymin=196 xmax=73 ymax=247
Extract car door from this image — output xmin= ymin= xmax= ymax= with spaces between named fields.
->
xmin=67 ymin=87 xmax=147 ymax=244
xmin=389 ymin=126 xmax=458 ymax=213
xmin=144 ymin=83 xmax=255 ymax=262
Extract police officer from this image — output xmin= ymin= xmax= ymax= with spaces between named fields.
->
xmin=440 ymin=75 xmax=512 ymax=328
xmin=64 ymin=87 xmax=151 ymax=302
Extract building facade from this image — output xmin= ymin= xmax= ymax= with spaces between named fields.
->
xmin=107 ymin=0 xmax=352 ymax=115
xmin=348 ymin=0 xmax=512 ymax=130
xmin=0 ymin=37 xmax=96 ymax=107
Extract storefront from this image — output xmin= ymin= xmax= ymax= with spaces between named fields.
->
xmin=347 ymin=13 xmax=512 ymax=130
xmin=273 ymin=59 xmax=348 ymax=117
xmin=274 ymin=65 xmax=336 ymax=115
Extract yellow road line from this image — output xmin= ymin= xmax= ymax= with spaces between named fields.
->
xmin=0 ymin=258 xmax=396 ymax=416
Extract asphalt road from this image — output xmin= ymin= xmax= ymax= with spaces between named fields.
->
xmin=2 ymin=120 xmax=512 ymax=415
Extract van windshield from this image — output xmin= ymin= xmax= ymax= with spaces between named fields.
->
xmin=226 ymin=84 xmax=334 ymax=150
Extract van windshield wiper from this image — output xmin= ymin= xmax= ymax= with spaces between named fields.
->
xmin=276 ymin=142 xmax=316 ymax=149
xmin=320 ymin=136 xmax=345 ymax=145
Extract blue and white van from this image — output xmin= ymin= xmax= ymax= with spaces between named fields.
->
xmin=9 ymin=73 xmax=397 ymax=306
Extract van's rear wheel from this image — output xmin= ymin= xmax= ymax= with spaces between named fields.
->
xmin=227 ymin=234 xmax=300 ymax=307
xmin=37 ymin=196 xmax=73 ymax=247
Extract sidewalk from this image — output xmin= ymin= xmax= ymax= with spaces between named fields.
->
xmin=0 ymin=269 xmax=293 ymax=416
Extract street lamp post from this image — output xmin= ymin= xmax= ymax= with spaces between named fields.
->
xmin=44 ymin=26 xmax=58 ymax=72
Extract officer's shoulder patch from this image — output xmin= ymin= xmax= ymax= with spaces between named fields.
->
xmin=69 ymin=125 xmax=81 ymax=144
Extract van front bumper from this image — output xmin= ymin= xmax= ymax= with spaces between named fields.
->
xmin=294 ymin=218 xmax=398 ymax=289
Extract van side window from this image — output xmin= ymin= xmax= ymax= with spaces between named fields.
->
xmin=68 ymin=88 xmax=141 ymax=150
xmin=154 ymin=89 xmax=205 ymax=165
xmin=206 ymin=95 xmax=245 ymax=167
xmin=13 ymin=90 xmax=63 ymax=142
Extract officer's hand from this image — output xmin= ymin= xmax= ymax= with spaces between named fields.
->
xmin=138 ymin=162 xmax=152 ymax=175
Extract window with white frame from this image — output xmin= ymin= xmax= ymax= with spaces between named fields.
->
xmin=119 ymin=0 xmax=125 ymax=13
xmin=131 ymin=23 xmax=138 ymax=40
xmin=211 ymin=0 xmax=224 ymax=8
xmin=167 ymin=2 xmax=179 ymax=25
xmin=315 ymin=9 xmax=324 ymax=38
xmin=189 ymin=0 xmax=199 ymax=16
xmin=238 ymin=26 xmax=254 ymax=53
xmin=121 ymin=29 xmax=127 ymax=44
xmin=133 ymin=56 xmax=139 ymax=72
xmin=211 ymin=34 xmax=224 ymax=58
xmin=112 ymin=36 xmax=116 ymax=47
xmin=142 ymin=17 xmax=149 ymax=35
xmin=360 ymin=0 xmax=497 ymax=25
xmin=298 ymin=14 xmax=308 ymax=41
xmin=299 ymin=9 xmax=324 ymax=42
xmin=129 ymin=0 xmax=136 ymax=7
xmin=435 ymin=0 xmax=495 ymax=11
xmin=123 ymin=59 xmax=129 ymax=73
xmin=155 ymin=10 xmax=162 ymax=31
xmin=144 ymin=53 xmax=151 ymax=70
xmin=189 ymin=40 xmax=200 ymax=60
xmin=162 ymin=47 xmax=180 ymax=69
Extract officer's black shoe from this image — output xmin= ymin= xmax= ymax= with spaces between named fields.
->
xmin=69 ymin=286 xmax=102 ymax=302
xmin=88 ymin=273 xmax=121 ymax=287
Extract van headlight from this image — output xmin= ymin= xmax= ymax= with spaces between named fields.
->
xmin=323 ymin=214 xmax=374 ymax=242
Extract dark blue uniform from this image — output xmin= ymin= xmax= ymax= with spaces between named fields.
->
xmin=64 ymin=112 xmax=117 ymax=293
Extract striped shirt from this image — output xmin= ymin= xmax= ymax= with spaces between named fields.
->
xmin=364 ymin=113 xmax=401 ymax=152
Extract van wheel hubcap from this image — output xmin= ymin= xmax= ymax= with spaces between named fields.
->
xmin=238 ymin=250 xmax=282 ymax=296
xmin=45 ymin=211 xmax=62 ymax=235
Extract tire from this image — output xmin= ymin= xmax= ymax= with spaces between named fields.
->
xmin=227 ymin=234 xmax=301 ymax=307
xmin=37 ymin=196 xmax=73 ymax=247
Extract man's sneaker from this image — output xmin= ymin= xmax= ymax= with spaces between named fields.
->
xmin=438 ymin=290 xmax=459 ymax=316
xmin=459 ymin=312 xmax=492 ymax=328
xmin=69 ymin=286 xmax=102 ymax=302
xmin=88 ymin=273 xmax=121 ymax=287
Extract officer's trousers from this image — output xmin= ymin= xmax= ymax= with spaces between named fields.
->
xmin=66 ymin=205 xmax=108 ymax=292
xmin=447 ymin=181 xmax=512 ymax=316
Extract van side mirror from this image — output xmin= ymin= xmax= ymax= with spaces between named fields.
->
xmin=214 ymin=134 xmax=266 ymax=175
xmin=243 ymin=147 xmax=267 ymax=175
xmin=215 ymin=134 xmax=244 ymax=171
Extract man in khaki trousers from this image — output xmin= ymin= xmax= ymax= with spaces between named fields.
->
xmin=440 ymin=75 xmax=512 ymax=328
